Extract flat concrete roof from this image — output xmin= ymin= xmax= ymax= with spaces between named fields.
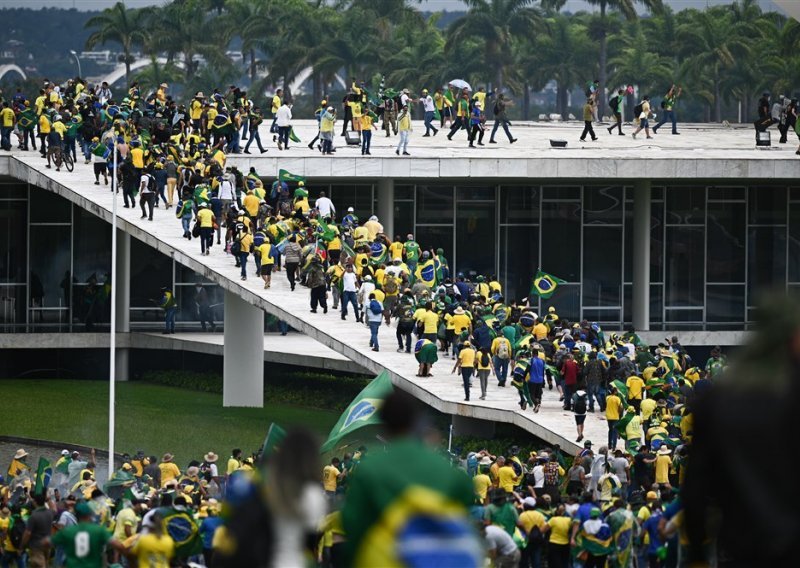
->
xmin=2 ymin=154 xmax=622 ymax=452
xmin=217 ymin=120 xmax=800 ymax=180
xmin=0 ymin=332 xmax=367 ymax=374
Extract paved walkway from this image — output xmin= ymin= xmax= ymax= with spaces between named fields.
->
xmin=0 ymin=144 xmax=680 ymax=452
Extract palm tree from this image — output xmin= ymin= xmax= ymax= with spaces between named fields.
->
xmin=677 ymin=7 xmax=751 ymax=121
xmin=385 ymin=15 xmax=447 ymax=90
xmin=85 ymin=2 xmax=152 ymax=86
xmin=446 ymin=0 xmax=545 ymax=91
xmin=133 ymin=56 xmax=186 ymax=96
xmin=582 ymin=0 xmax=664 ymax=116
xmin=608 ymin=22 xmax=674 ymax=103
xmin=525 ymin=14 xmax=594 ymax=119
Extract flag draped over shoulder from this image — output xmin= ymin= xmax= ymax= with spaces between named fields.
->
xmin=34 ymin=458 xmax=52 ymax=495
xmin=161 ymin=507 xmax=202 ymax=557
xmin=279 ymin=169 xmax=305 ymax=184
xmin=611 ymin=379 xmax=629 ymax=401
xmin=18 ymin=108 xmax=37 ymax=131
xmin=574 ymin=521 xmax=614 ymax=559
xmin=415 ymin=258 xmax=437 ymax=288
xmin=530 ymin=270 xmax=566 ymax=299
xmin=321 ymin=371 xmax=394 ymax=453
xmin=316 ymin=218 xmax=337 ymax=243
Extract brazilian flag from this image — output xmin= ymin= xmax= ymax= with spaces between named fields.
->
xmin=260 ymin=422 xmax=287 ymax=460
xmin=370 ymin=242 xmax=388 ymax=266
xmin=162 ymin=507 xmax=202 ymax=557
xmin=611 ymin=379 xmax=628 ymax=400
xmin=279 ymin=169 xmax=305 ymax=184
xmin=18 ymin=108 xmax=37 ymax=131
xmin=321 ymin=371 xmax=393 ymax=454
xmin=415 ymin=259 xmax=437 ymax=288
xmin=530 ymin=270 xmax=566 ymax=299
xmin=316 ymin=218 xmax=337 ymax=243
xmin=574 ymin=521 xmax=614 ymax=559
xmin=289 ymin=127 xmax=301 ymax=143
xmin=33 ymin=458 xmax=52 ymax=495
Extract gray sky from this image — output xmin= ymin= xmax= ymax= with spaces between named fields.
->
xmin=0 ymin=0 xmax=785 ymax=12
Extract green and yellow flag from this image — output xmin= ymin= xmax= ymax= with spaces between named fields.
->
xmin=321 ymin=371 xmax=394 ymax=454
xmin=33 ymin=457 xmax=52 ymax=495
xmin=162 ymin=507 xmax=202 ymax=557
xmin=261 ymin=422 xmax=287 ymax=460
xmin=530 ymin=270 xmax=566 ymax=299
xmin=279 ymin=169 xmax=305 ymax=184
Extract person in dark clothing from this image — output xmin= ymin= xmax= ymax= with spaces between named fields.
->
xmin=489 ymin=93 xmax=517 ymax=144
xmin=755 ymin=92 xmax=774 ymax=131
xmin=305 ymin=256 xmax=328 ymax=314
xmin=607 ymin=89 xmax=625 ymax=135
xmin=195 ymin=283 xmax=216 ymax=332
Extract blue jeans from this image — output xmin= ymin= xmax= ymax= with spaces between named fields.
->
xmin=424 ymin=111 xmax=437 ymax=134
xmin=461 ymin=367 xmax=473 ymax=400
xmin=587 ymin=383 xmax=606 ymax=411
xmin=369 ymin=320 xmax=380 ymax=349
xmin=165 ymin=307 xmax=176 ymax=333
xmin=240 ymin=116 xmax=249 ymax=139
xmin=181 ymin=214 xmax=192 ymax=236
xmin=341 ymin=290 xmax=358 ymax=318
xmin=0 ymin=126 xmax=12 ymax=149
xmin=0 ymin=551 xmax=26 ymax=568
xmin=245 ymin=130 xmax=264 ymax=152
xmin=361 ymin=129 xmax=372 ymax=153
xmin=608 ymin=419 xmax=619 ymax=449
xmin=491 ymin=119 xmax=513 ymax=141
xmin=240 ymin=251 xmax=249 ymax=278
xmin=200 ymin=227 xmax=213 ymax=253
xmin=654 ymin=109 xmax=677 ymax=133
xmin=278 ymin=126 xmax=290 ymax=148
xmin=278 ymin=320 xmax=289 ymax=335
xmin=493 ymin=356 xmax=509 ymax=385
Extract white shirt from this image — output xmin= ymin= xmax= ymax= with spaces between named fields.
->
xmin=358 ymin=281 xmax=375 ymax=303
xmin=315 ymin=196 xmax=335 ymax=218
xmin=422 ymin=95 xmax=435 ymax=112
xmin=219 ymin=179 xmax=235 ymax=201
xmin=271 ymin=484 xmax=326 ymax=568
xmin=276 ymin=105 xmax=293 ymax=127
xmin=342 ymin=271 xmax=357 ymax=292
xmin=485 ymin=524 xmax=517 ymax=557
xmin=385 ymin=265 xmax=403 ymax=278
xmin=140 ymin=174 xmax=153 ymax=194
xmin=532 ymin=465 xmax=545 ymax=488
xmin=400 ymin=93 xmax=411 ymax=107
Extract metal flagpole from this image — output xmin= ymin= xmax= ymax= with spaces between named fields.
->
xmin=108 ymin=138 xmax=118 ymax=479
xmin=448 ymin=421 xmax=453 ymax=454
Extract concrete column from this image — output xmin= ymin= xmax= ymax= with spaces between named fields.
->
xmin=377 ymin=179 xmax=394 ymax=239
xmin=632 ymin=180 xmax=651 ymax=331
xmin=115 ymin=231 xmax=130 ymax=381
xmin=223 ymin=289 xmax=264 ymax=407
xmin=451 ymin=414 xmax=496 ymax=438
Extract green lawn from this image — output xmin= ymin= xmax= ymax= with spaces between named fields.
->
xmin=0 ymin=380 xmax=338 ymax=464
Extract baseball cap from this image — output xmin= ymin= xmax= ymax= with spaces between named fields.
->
xmin=61 ymin=449 xmax=70 ymax=456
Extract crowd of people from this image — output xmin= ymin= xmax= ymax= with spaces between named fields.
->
xmin=1 ymin=323 xmax=723 ymax=568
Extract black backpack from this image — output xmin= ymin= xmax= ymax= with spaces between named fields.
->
xmin=608 ymin=95 xmax=619 ymax=109
xmin=574 ymin=393 xmax=587 ymax=414
xmin=9 ymin=514 xmax=26 ymax=549
xmin=634 ymin=102 xmax=644 ymax=116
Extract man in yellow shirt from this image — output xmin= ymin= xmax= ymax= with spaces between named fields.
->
xmin=473 ymin=457 xmax=493 ymax=504
xmin=453 ymin=340 xmax=476 ymax=401
xmin=605 ymin=386 xmax=623 ymax=449
xmin=389 ymin=237 xmax=404 ymax=261
xmin=158 ymin=454 xmax=181 ymax=488
xmin=226 ymin=449 xmax=242 ymax=477
xmin=270 ymin=88 xmax=282 ymax=138
xmin=654 ymin=446 xmax=672 ymax=487
xmin=323 ymin=457 xmax=343 ymax=503
xmin=0 ymin=102 xmax=15 ymax=151
xmin=415 ymin=302 xmax=439 ymax=342
xmin=496 ymin=460 xmax=518 ymax=493
xmin=257 ymin=239 xmax=274 ymax=289
xmin=450 ymin=306 xmax=472 ymax=337
xmin=132 ymin=514 xmax=175 ymax=568
xmin=625 ymin=374 xmax=645 ymax=412
xmin=532 ymin=318 xmax=548 ymax=341
xmin=196 ymin=203 xmax=216 ymax=256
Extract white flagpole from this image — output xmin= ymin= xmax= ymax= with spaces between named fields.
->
xmin=108 ymin=138 xmax=118 ymax=479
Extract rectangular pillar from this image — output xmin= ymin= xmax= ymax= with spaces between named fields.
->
xmin=377 ymin=178 xmax=394 ymax=239
xmin=223 ymin=289 xmax=264 ymax=407
xmin=632 ymin=180 xmax=651 ymax=331
xmin=114 ymin=231 xmax=130 ymax=381
xmin=451 ymin=414 xmax=496 ymax=438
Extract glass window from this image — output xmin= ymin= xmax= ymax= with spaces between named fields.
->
xmin=582 ymin=309 xmax=620 ymax=327
xmin=749 ymin=186 xmax=786 ymax=224
xmin=664 ymin=309 xmax=704 ymax=327
xmin=665 ymin=226 xmax=704 ymax=307
xmin=415 ymin=226 xmax=453 ymax=266
xmin=706 ymin=284 xmax=745 ymax=323
xmin=0 ymin=181 xmax=27 ymax=199
xmin=457 ymin=185 xmax=495 ymax=201
xmin=706 ymin=201 xmax=745 ymax=283
xmin=499 ymin=226 xmax=538 ymax=303
xmin=542 ymin=186 xmax=580 ymax=201
xmin=30 ymin=187 xmax=71 ymax=224
xmin=130 ymin=237 xmax=173 ymax=308
xmin=394 ymin=201 xmax=414 ymax=239
xmin=538 ymin=283 xmax=580 ymax=321
xmin=584 ymin=186 xmax=623 ymax=225
xmin=177 ymin=263 xmax=214 ymax=285
xmin=417 ymin=185 xmax=453 ymax=224
xmin=330 ymin=185 xmax=374 ymax=220
xmin=790 ymin=204 xmax=800 ymax=282
xmin=541 ymin=202 xmax=580 ymax=281
xmin=0 ymin=284 xmax=25 ymax=330
xmin=73 ymin=209 xmax=111 ymax=284
xmin=790 ymin=187 xmax=800 ymax=202
xmin=499 ymin=186 xmax=539 ymax=224
xmin=623 ymin=283 xmax=662 ymax=326
xmin=708 ymin=186 xmax=745 ymax=201
xmin=748 ymin=226 xmax=786 ymax=304
xmin=175 ymin=284 xmax=223 ymax=323
xmin=0 ymin=200 xmax=26 ymax=283
xmin=29 ymin=225 xmax=71 ymax=311
xmin=395 ymin=184 xmax=414 ymax=200
xmin=456 ymin=202 xmax=496 ymax=278
xmin=583 ymin=226 xmax=622 ymax=306
xmin=665 ymin=186 xmax=705 ymax=225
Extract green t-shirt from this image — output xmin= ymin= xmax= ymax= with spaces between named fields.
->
xmin=484 ymin=502 xmax=519 ymax=536
xmin=51 ymin=522 xmax=112 ymax=568
xmin=404 ymin=241 xmax=421 ymax=263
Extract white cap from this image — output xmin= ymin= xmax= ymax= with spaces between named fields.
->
xmin=347 ymin=207 xmax=354 ymax=212
xmin=523 ymin=497 xmax=537 ymax=508
xmin=61 ymin=449 xmax=70 ymax=456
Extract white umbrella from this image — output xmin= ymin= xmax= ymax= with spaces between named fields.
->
xmin=448 ymin=79 xmax=472 ymax=91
